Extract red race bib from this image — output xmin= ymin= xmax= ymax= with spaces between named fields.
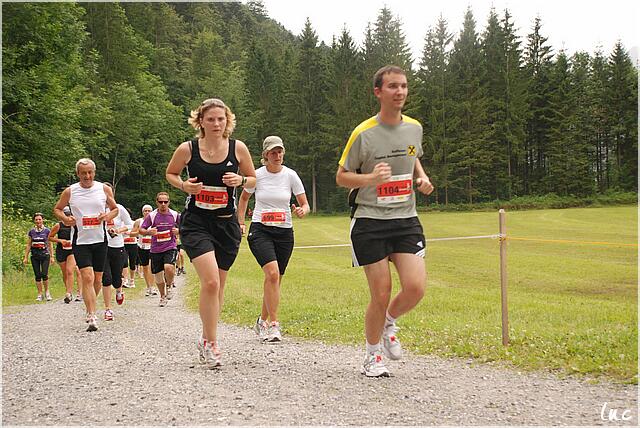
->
xmin=376 ymin=174 xmax=412 ymax=204
xmin=195 ymin=185 xmax=228 ymax=210
xmin=261 ymin=210 xmax=286 ymax=226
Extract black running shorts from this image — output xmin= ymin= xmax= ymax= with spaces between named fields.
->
xmin=350 ymin=217 xmax=426 ymax=267
xmin=150 ymin=249 xmax=178 ymax=274
xmin=179 ymin=210 xmax=241 ymax=271
xmin=138 ymin=248 xmax=151 ymax=266
xmin=247 ymin=222 xmax=294 ymax=275
xmin=55 ymin=246 xmax=73 ymax=263
xmin=73 ymin=241 xmax=108 ymax=271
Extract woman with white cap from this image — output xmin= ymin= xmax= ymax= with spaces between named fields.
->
xmin=48 ymin=206 xmax=83 ymax=303
xmin=237 ymin=135 xmax=310 ymax=343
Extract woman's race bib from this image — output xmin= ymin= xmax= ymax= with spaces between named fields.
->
xmin=195 ymin=185 xmax=228 ymax=210
xmin=261 ymin=209 xmax=286 ymax=226
xmin=376 ymin=174 xmax=413 ymax=204
xmin=32 ymin=242 xmax=46 ymax=250
xmin=62 ymin=241 xmax=72 ymax=250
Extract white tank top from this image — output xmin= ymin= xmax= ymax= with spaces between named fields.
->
xmin=136 ymin=217 xmax=152 ymax=250
xmin=69 ymin=181 xmax=107 ymax=245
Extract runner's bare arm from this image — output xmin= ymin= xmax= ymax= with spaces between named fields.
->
xmin=336 ymin=164 xmax=391 ymax=189
xmin=166 ymin=142 xmax=203 ymax=194
xmin=223 ymin=140 xmax=256 ymax=188
xmin=413 ymin=159 xmax=434 ymax=196
xmin=53 ymin=187 xmax=73 ymax=226
xmin=102 ymin=186 xmax=119 ymax=222
xmin=237 ymin=190 xmax=253 ymax=234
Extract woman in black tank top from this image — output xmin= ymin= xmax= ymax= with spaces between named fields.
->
xmin=48 ymin=208 xmax=82 ymax=303
xmin=165 ymin=98 xmax=256 ymax=368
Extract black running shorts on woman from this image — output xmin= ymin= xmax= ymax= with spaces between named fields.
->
xmin=247 ymin=222 xmax=294 ymax=275
xmin=350 ymin=217 xmax=426 ymax=267
xmin=179 ymin=210 xmax=241 ymax=271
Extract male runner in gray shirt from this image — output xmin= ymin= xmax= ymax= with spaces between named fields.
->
xmin=337 ymin=65 xmax=434 ymax=377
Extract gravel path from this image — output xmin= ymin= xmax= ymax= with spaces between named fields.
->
xmin=2 ymin=275 xmax=637 ymax=426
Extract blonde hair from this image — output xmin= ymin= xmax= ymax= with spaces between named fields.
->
xmin=188 ymin=98 xmax=236 ymax=138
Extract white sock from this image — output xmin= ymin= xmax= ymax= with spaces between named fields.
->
xmin=385 ymin=311 xmax=397 ymax=327
xmin=366 ymin=341 xmax=381 ymax=355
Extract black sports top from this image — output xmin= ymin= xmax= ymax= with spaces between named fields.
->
xmin=56 ymin=222 xmax=72 ymax=250
xmin=185 ymin=138 xmax=239 ymax=217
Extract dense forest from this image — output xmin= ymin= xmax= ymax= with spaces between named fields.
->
xmin=3 ymin=1 xmax=637 ymax=215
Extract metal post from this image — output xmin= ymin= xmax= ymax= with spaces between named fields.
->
xmin=499 ymin=209 xmax=509 ymax=346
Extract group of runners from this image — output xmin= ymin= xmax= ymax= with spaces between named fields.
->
xmin=24 ymin=65 xmax=434 ymax=377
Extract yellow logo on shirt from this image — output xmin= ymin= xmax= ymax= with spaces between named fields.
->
xmin=407 ymin=145 xmax=416 ymax=156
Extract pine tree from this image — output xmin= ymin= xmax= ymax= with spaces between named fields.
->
xmin=523 ymin=16 xmax=554 ymax=194
xmin=606 ymin=42 xmax=638 ymax=191
xmin=448 ymin=8 xmax=490 ymax=203
xmin=414 ymin=15 xmax=453 ymax=204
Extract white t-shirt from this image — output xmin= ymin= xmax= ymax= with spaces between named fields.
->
xmin=105 ymin=204 xmax=133 ymax=248
xmin=245 ymin=166 xmax=305 ymax=228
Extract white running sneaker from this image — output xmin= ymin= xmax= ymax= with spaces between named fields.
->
xmin=267 ymin=322 xmax=282 ymax=343
xmin=145 ymin=287 xmax=151 ymax=297
xmin=86 ymin=314 xmax=98 ymax=332
xmin=197 ymin=338 xmax=222 ymax=369
xmin=253 ymin=317 xmax=268 ymax=341
xmin=36 ymin=294 xmax=43 ymax=302
xmin=166 ymin=287 xmax=173 ymax=300
xmin=361 ymin=350 xmax=391 ymax=377
xmin=159 ymin=296 xmax=168 ymax=307
xmin=45 ymin=292 xmax=52 ymax=301
xmin=382 ymin=323 xmax=402 ymax=360
xmin=128 ymin=278 xmax=136 ymax=288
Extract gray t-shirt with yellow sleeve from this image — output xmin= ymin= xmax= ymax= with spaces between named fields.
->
xmin=338 ymin=114 xmax=424 ymax=220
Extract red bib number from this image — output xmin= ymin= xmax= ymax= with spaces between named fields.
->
xmin=261 ymin=209 xmax=286 ymax=226
xmin=82 ymin=216 xmax=101 ymax=229
xmin=376 ymin=174 xmax=412 ymax=204
xmin=195 ymin=185 xmax=228 ymax=210
xmin=32 ymin=242 xmax=46 ymax=249
xmin=124 ymin=237 xmax=136 ymax=244
xmin=156 ymin=230 xmax=171 ymax=242
xmin=62 ymin=242 xmax=72 ymax=250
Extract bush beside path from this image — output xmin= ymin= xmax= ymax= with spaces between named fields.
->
xmin=2 ymin=276 xmax=637 ymax=426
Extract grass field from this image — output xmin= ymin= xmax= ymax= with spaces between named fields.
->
xmin=182 ymin=206 xmax=638 ymax=383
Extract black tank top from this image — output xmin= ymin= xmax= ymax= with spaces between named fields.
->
xmin=57 ymin=222 xmax=72 ymax=249
xmin=185 ymin=138 xmax=239 ymax=217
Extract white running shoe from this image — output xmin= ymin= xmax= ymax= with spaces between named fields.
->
xmin=145 ymin=287 xmax=151 ymax=297
xmin=159 ymin=296 xmax=168 ymax=307
xmin=104 ymin=309 xmax=114 ymax=321
xmin=253 ymin=317 xmax=268 ymax=341
xmin=45 ymin=292 xmax=52 ymax=301
xmin=166 ymin=287 xmax=173 ymax=300
xmin=267 ymin=322 xmax=282 ymax=343
xmin=36 ymin=294 xmax=43 ymax=302
xmin=361 ymin=350 xmax=390 ymax=377
xmin=382 ymin=323 xmax=402 ymax=360
xmin=86 ymin=314 xmax=98 ymax=332
xmin=197 ymin=338 xmax=222 ymax=369
xmin=128 ymin=278 xmax=136 ymax=288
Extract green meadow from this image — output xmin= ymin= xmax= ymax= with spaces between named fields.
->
xmin=184 ymin=206 xmax=637 ymax=383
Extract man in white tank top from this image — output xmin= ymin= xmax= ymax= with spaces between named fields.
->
xmin=54 ymin=158 xmax=118 ymax=332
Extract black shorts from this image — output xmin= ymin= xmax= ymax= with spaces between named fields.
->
xmin=179 ymin=210 xmax=241 ymax=271
xmin=55 ymin=246 xmax=73 ymax=263
xmin=138 ymin=248 xmax=151 ymax=266
xmin=73 ymin=241 xmax=108 ymax=271
xmin=151 ymin=249 xmax=178 ymax=274
xmin=350 ymin=217 xmax=426 ymax=267
xmin=247 ymin=222 xmax=294 ymax=275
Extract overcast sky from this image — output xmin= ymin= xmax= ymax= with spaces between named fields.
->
xmin=258 ymin=0 xmax=638 ymax=62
